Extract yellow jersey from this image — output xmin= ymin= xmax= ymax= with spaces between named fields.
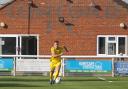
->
xmin=50 ymin=47 xmax=63 ymax=63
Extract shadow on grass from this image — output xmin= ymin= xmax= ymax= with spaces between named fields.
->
xmin=0 ymin=78 xmax=48 ymax=82
xmin=0 ymin=78 xmax=106 ymax=82
xmin=0 ymin=77 xmax=120 ymax=82
xmin=0 ymin=83 xmax=42 ymax=87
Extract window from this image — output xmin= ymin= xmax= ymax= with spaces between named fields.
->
xmin=0 ymin=35 xmax=39 ymax=55
xmin=97 ymin=35 xmax=127 ymax=56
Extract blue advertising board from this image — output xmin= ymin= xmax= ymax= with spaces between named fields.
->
xmin=0 ymin=58 xmax=14 ymax=71
xmin=65 ymin=60 xmax=112 ymax=73
xmin=114 ymin=62 xmax=128 ymax=74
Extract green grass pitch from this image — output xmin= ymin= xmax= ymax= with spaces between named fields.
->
xmin=0 ymin=76 xmax=128 ymax=89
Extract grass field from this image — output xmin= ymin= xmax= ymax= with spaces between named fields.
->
xmin=0 ymin=76 xmax=128 ymax=89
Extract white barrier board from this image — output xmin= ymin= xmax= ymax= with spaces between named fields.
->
xmin=16 ymin=59 xmax=50 ymax=71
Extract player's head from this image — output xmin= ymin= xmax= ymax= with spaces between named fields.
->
xmin=54 ymin=40 xmax=59 ymax=48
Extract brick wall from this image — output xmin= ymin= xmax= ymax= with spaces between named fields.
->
xmin=0 ymin=0 xmax=128 ymax=55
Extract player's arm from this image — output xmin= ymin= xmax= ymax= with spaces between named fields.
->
xmin=51 ymin=52 xmax=63 ymax=57
xmin=56 ymin=46 xmax=67 ymax=56
xmin=63 ymin=46 xmax=69 ymax=52
xmin=51 ymin=51 xmax=58 ymax=57
xmin=58 ymin=52 xmax=63 ymax=56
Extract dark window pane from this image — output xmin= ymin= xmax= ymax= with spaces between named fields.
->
xmin=98 ymin=37 xmax=105 ymax=54
xmin=21 ymin=36 xmax=37 ymax=55
xmin=118 ymin=37 xmax=125 ymax=54
xmin=108 ymin=37 xmax=115 ymax=41
xmin=1 ymin=37 xmax=16 ymax=55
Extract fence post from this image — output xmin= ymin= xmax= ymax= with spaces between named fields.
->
xmin=112 ymin=57 xmax=115 ymax=77
xmin=13 ymin=57 xmax=16 ymax=76
xmin=62 ymin=58 xmax=65 ymax=77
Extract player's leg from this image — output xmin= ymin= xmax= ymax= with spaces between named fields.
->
xmin=50 ymin=62 xmax=55 ymax=84
xmin=53 ymin=62 xmax=61 ymax=81
xmin=50 ymin=69 xmax=54 ymax=81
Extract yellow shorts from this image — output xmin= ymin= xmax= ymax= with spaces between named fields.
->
xmin=50 ymin=62 xmax=61 ymax=71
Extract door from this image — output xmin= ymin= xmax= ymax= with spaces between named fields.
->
xmin=108 ymin=43 xmax=116 ymax=55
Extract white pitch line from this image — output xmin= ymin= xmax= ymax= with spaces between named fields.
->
xmin=97 ymin=77 xmax=113 ymax=83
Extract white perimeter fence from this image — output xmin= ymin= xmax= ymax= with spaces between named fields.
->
xmin=0 ymin=55 xmax=128 ymax=77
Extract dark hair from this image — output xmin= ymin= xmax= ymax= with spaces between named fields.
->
xmin=54 ymin=40 xmax=59 ymax=43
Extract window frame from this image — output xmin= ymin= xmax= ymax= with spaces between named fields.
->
xmin=97 ymin=35 xmax=127 ymax=56
xmin=0 ymin=34 xmax=39 ymax=55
